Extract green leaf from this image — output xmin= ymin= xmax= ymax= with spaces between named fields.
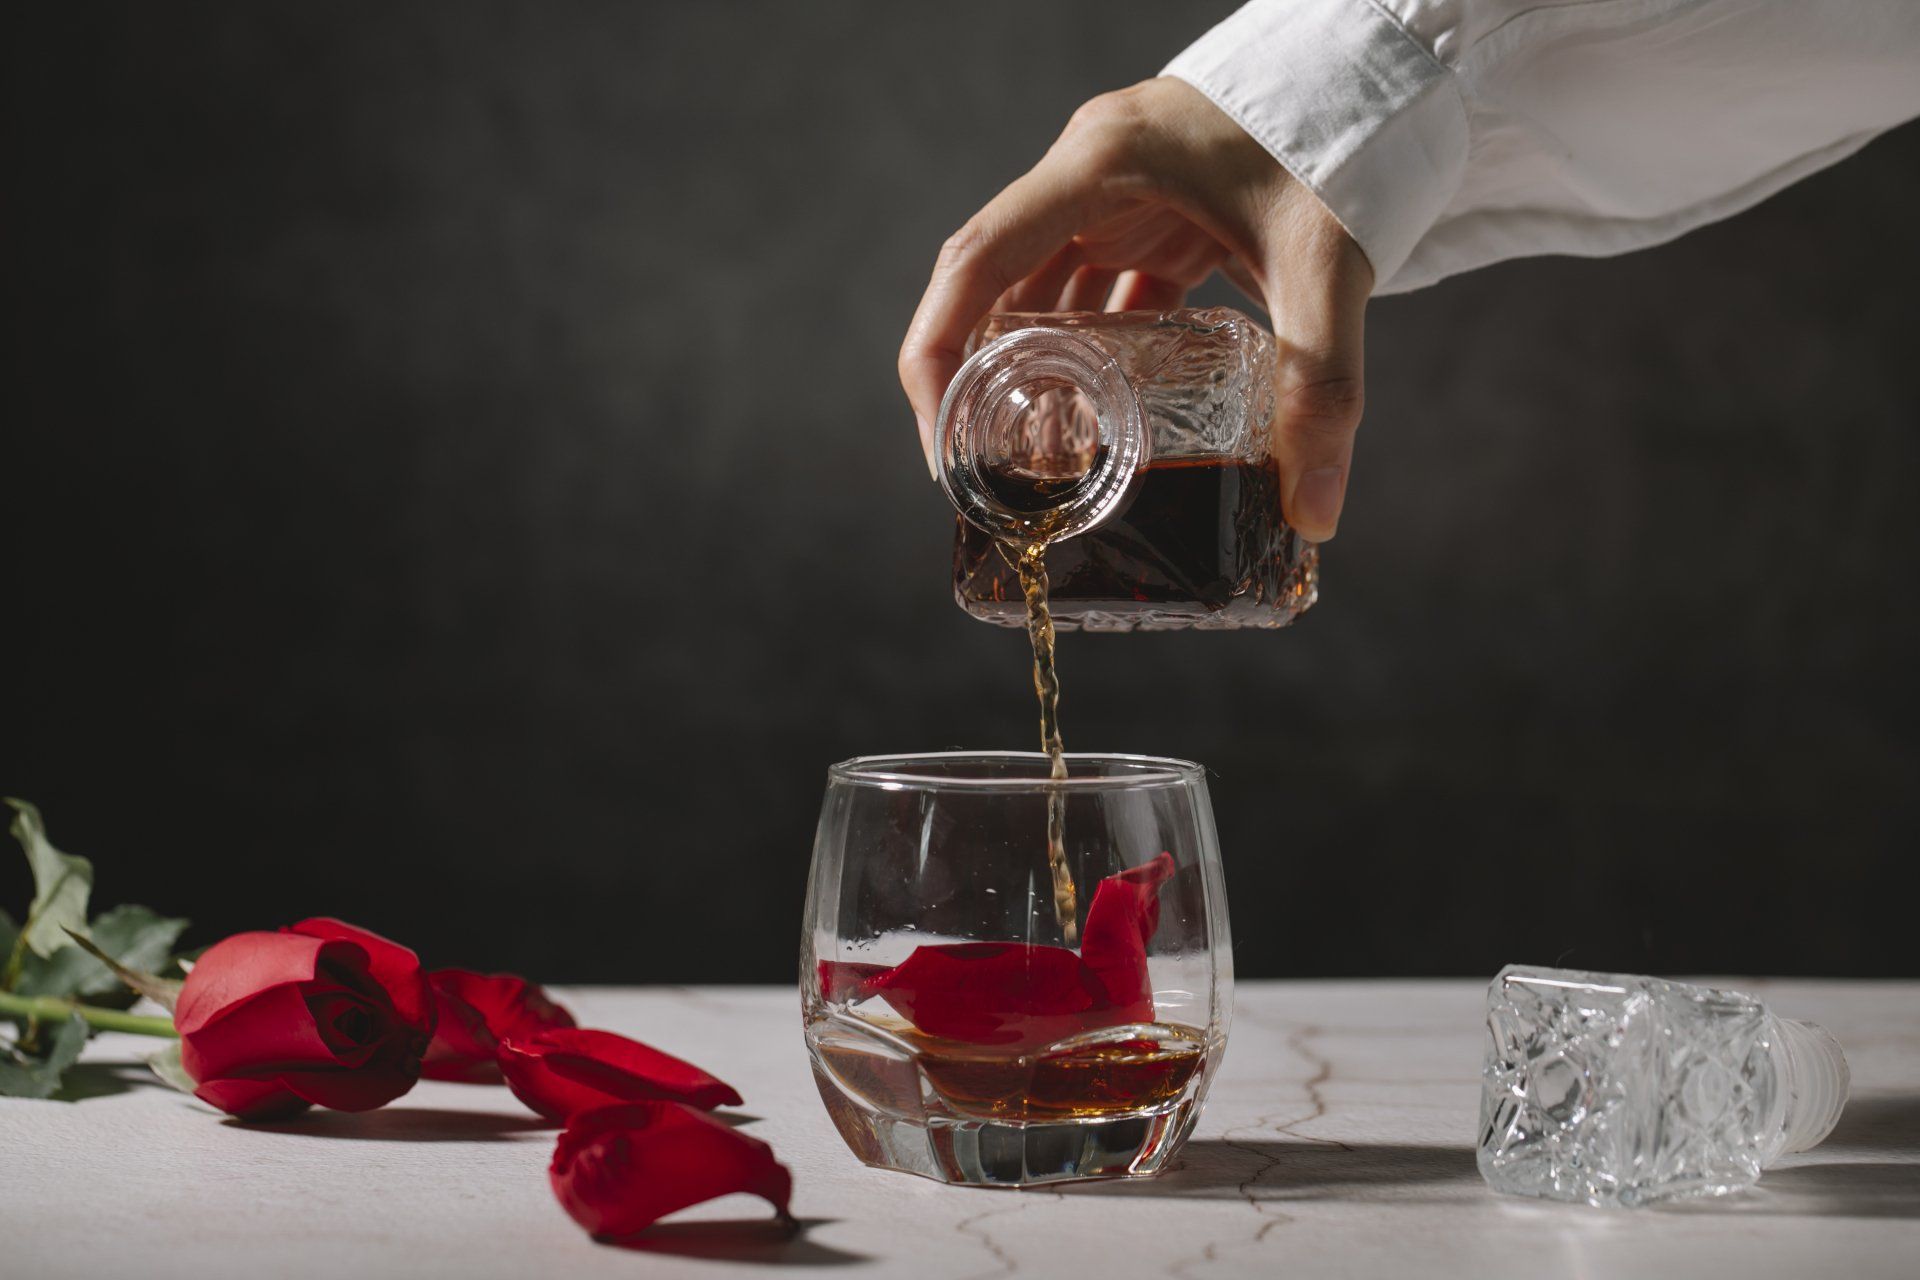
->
xmin=89 ymin=904 xmax=191 ymax=976
xmin=0 ymin=1013 xmax=89 ymax=1099
xmin=53 ymin=922 xmax=186 ymax=1010
xmin=146 ymin=1041 xmax=195 ymax=1095
xmin=13 ymin=947 xmax=103 ymax=1000
xmin=15 ymin=907 xmax=190 ymax=1002
xmin=5 ymin=800 xmax=94 ymax=959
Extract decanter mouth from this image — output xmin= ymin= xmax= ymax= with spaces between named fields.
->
xmin=935 ymin=326 xmax=1148 ymax=544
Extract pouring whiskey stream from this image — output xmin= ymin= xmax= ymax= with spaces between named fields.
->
xmin=936 ymin=308 xmax=1319 ymax=943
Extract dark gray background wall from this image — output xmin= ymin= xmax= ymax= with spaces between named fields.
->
xmin=6 ymin=3 xmax=1916 ymax=981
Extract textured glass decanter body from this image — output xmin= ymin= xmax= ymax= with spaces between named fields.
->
xmin=940 ymin=308 xmax=1318 ymax=632
xmin=1478 ymin=965 xmax=1849 ymax=1208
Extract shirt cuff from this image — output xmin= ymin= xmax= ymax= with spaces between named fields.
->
xmin=1163 ymin=0 xmax=1469 ymax=293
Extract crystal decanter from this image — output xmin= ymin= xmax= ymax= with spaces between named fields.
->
xmin=936 ymin=308 xmax=1318 ymax=632
xmin=1477 ymin=964 xmax=1849 ymax=1207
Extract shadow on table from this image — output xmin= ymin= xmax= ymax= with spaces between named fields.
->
xmin=1079 ymin=1098 xmax=1920 ymax=1218
xmin=1665 ymin=1090 xmax=1920 ymax=1220
xmin=1677 ymin=1162 xmax=1920 ymax=1220
xmin=601 ymin=1218 xmax=872 ymax=1267
xmin=232 ymin=1106 xmax=552 ymax=1142
xmin=1823 ymin=1091 xmax=1920 ymax=1154
xmin=1064 ymin=1140 xmax=1480 ymax=1202
xmin=52 ymin=1062 xmax=172 ymax=1102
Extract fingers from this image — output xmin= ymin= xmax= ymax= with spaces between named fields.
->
xmin=1002 ymin=242 xmax=1085 ymax=313
xmin=899 ymin=158 xmax=1108 ymax=459
xmin=900 ymin=72 xmax=1374 ymax=528
xmin=1108 ymin=270 xmax=1187 ymax=312
xmin=1219 ymin=256 xmax=1265 ymax=308
xmin=1059 ymin=265 xmax=1121 ymax=312
xmin=1260 ymin=219 xmax=1373 ymax=542
xmin=1009 ymin=232 xmax=1216 ymax=315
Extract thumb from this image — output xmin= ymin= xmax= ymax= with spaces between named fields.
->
xmin=1261 ymin=225 xmax=1372 ymax=543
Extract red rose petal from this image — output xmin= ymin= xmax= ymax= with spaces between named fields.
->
xmin=307 ymin=986 xmax=397 ymax=1067
xmin=550 ymin=1102 xmax=792 ymax=1239
xmin=191 ymin=1076 xmax=310 ymax=1124
xmin=815 ymin=961 xmax=889 ymax=1005
xmin=180 ymin=978 xmax=339 ymax=1085
xmin=455 ymin=970 xmax=575 ymax=1042
xmin=499 ymin=1028 xmax=743 ymax=1123
xmin=422 ymin=986 xmax=500 ymax=1083
xmin=176 ymin=931 xmax=331 ymax=1036
xmin=826 ymin=943 xmax=1104 ymax=1049
xmin=1078 ymin=850 xmax=1176 ymax=1016
xmin=272 ymin=1059 xmax=424 ymax=1113
xmin=423 ymin=969 xmax=577 ymax=1084
xmin=818 ymin=854 xmax=1176 ymax=1050
xmin=286 ymin=918 xmax=434 ymax=1035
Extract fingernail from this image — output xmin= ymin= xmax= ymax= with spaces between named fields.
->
xmin=917 ymin=413 xmax=937 ymax=482
xmin=1291 ymin=466 xmax=1345 ymax=541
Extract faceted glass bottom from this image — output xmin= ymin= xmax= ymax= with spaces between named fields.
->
xmin=811 ymin=1061 xmax=1202 ymax=1187
xmin=806 ymin=1013 xmax=1214 ymax=1186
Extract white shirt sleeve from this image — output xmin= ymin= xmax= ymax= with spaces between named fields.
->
xmin=1164 ymin=0 xmax=1920 ymax=295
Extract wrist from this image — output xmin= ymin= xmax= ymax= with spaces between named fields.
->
xmin=1162 ymin=0 xmax=1468 ymax=293
xmin=1137 ymin=77 xmax=1370 ymax=299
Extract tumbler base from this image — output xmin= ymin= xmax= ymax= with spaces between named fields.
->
xmin=811 ymin=1063 xmax=1202 ymax=1187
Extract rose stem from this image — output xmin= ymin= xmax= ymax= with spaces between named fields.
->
xmin=0 ymin=992 xmax=177 ymax=1037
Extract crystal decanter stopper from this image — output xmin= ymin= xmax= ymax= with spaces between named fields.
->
xmin=1477 ymin=964 xmax=1849 ymax=1207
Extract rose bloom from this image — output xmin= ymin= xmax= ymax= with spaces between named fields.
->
xmin=174 ymin=918 xmax=434 ymax=1122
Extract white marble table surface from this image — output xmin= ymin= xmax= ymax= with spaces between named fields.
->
xmin=6 ymin=980 xmax=1917 ymax=1279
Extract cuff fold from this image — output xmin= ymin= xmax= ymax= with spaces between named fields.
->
xmin=1164 ymin=0 xmax=1468 ymax=293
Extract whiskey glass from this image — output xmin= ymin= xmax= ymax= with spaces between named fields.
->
xmin=801 ymin=752 xmax=1232 ymax=1186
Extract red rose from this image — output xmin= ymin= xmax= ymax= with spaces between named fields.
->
xmin=499 ymin=1027 xmax=742 ymax=1122
xmin=175 ymin=917 xmax=434 ymax=1122
xmin=550 ymin=1103 xmax=792 ymax=1239
xmin=422 ymin=969 xmax=576 ymax=1083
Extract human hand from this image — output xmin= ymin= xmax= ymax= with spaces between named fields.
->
xmin=899 ymin=77 xmax=1372 ymax=542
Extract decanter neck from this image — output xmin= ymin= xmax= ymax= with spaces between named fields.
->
xmin=934 ymin=325 xmax=1147 ymax=544
xmin=1769 ymin=1016 xmax=1850 ymax=1159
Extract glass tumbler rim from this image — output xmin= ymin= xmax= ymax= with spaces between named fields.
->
xmin=827 ymin=750 xmax=1205 ymax=793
